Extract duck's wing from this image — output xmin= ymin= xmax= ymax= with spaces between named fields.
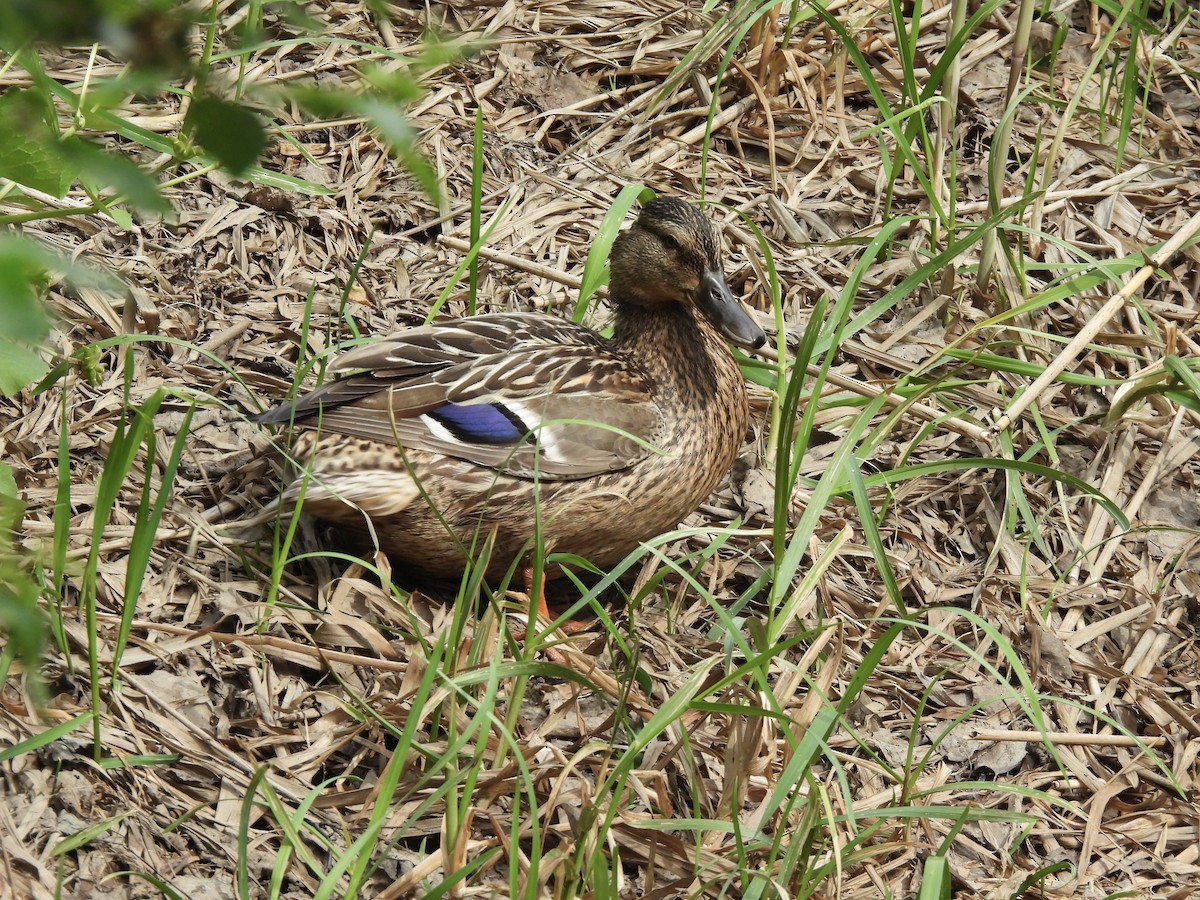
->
xmin=255 ymin=313 xmax=666 ymax=480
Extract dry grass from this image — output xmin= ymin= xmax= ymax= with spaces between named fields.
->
xmin=3 ymin=1 xmax=1200 ymax=897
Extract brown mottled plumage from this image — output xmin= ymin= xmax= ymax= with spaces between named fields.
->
xmin=256 ymin=197 xmax=766 ymax=584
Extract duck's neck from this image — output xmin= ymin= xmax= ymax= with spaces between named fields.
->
xmin=610 ymin=301 xmax=733 ymax=407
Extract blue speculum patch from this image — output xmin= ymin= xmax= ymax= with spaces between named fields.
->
xmin=429 ymin=402 xmax=529 ymax=444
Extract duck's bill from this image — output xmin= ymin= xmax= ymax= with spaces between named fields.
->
xmin=696 ymin=270 xmax=767 ymax=350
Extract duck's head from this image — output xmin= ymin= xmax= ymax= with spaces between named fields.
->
xmin=608 ymin=196 xmax=766 ymax=350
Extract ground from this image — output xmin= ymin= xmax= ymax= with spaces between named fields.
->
xmin=3 ymin=1 xmax=1200 ymax=898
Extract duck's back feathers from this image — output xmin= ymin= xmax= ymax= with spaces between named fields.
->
xmin=256 ymin=313 xmax=665 ymax=480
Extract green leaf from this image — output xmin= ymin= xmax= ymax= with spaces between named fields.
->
xmin=0 ymin=565 xmax=44 ymax=686
xmin=0 ymin=713 xmax=88 ymax=766
xmin=63 ymin=137 xmax=171 ymax=215
xmin=108 ymin=205 xmax=134 ymax=230
xmin=574 ymin=183 xmax=647 ymax=322
xmin=39 ymin=79 xmax=330 ymax=194
xmin=0 ymin=461 xmax=19 ymax=535
xmin=0 ymin=3 xmax=192 ymax=71
xmin=0 ymin=241 xmax=51 ymax=342
xmin=53 ymin=812 xmax=133 ymax=856
xmin=185 ymin=96 xmax=267 ymax=176
xmin=0 ymin=337 xmax=49 ymax=397
xmin=359 ymin=63 xmax=426 ymax=104
xmin=352 ymin=94 xmax=440 ymax=202
xmin=290 ymin=86 xmax=440 ymax=203
xmin=0 ymin=90 xmax=74 ymax=196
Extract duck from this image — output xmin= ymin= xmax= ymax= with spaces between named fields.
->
xmin=255 ymin=196 xmax=766 ymax=618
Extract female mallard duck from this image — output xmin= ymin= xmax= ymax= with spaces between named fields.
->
xmin=256 ymin=197 xmax=765 ymax=607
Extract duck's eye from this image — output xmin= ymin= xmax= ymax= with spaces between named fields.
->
xmin=659 ymin=232 xmax=681 ymax=252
